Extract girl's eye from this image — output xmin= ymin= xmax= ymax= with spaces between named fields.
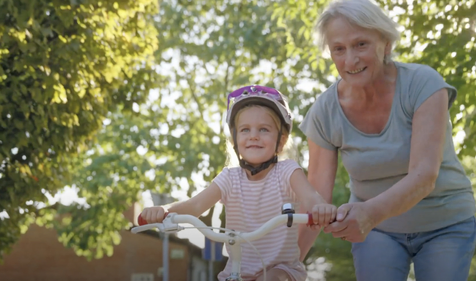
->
xmin=358 ymin=42 xmax=366 ymax=47
xmin=240 ymin=128 xmax=250 ymax=132
xmin=259 ymin=128 xmax=269 ymax=132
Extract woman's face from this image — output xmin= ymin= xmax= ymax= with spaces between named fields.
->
xmin=325 ymin=17 xmax=391 ymax=87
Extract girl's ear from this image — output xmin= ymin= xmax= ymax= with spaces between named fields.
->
xmin=277 ymin=134 xmax=288 ymax=153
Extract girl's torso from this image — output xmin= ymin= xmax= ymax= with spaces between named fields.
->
xmin=214 ymin=159 xmax=307 ymax=281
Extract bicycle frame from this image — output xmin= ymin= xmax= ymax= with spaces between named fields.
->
xmin=132 ymin=204 xmax=313 ymax=281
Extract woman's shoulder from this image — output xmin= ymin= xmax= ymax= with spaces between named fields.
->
xmin=307 ymin=82 xmax=339 ymax=114
xmin=394 ymin=61 xmax=456 ymax=111
xmin=394 ymin=61 xmax=440 ymax=78
xmin=317 ymin=82 xmax=338 ymax=101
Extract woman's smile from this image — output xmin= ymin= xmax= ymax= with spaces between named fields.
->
xmin=347 ymin=67 xmax=367 ymax=74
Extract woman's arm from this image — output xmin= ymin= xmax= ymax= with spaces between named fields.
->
xmin=325 ymin=89 xmax=449 ymax=242
xmin=297 ymin=139 xmax=338 ymax=261
xmin=367 ymin=89 xmax=448 ymax=221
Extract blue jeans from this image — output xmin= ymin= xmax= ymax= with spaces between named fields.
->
xmin=351 ymin=216 xmax=476 ymax=281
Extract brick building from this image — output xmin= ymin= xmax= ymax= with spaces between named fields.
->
xmin=0 ymin=204 xmax=226 ymax=281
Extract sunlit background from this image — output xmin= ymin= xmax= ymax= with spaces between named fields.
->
xmin=0 ymin=0 xmax=475 ymax=280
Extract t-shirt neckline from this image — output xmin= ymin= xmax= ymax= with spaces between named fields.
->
xmin=333 ymin=62 xmax=401 ymax=137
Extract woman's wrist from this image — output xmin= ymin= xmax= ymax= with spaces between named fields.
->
xmin=363 ymin=198 xmax=388 ymax=226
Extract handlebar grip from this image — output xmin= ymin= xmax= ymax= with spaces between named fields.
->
xmin=307 ymin=212 xmax=313 ymax=226
xmin=137 ymin=212 xmax=169 ymax=226
xmin=138 ymin=214 xmax=147 ymax=226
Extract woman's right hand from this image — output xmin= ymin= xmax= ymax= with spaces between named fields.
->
xmin=323 ymin=202 xmax=379 ymax=242
xmin=139 ymin=206 xmax=168 ymax=224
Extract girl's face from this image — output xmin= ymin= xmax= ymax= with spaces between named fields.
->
xmin=326 ymin=17 xmax=391 ymax=87
xmin=235 ymin=106 xmax=284 ymax=166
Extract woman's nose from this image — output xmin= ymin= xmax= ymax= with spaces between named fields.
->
xmin=345 ymin=50 xmax=359 ymax=66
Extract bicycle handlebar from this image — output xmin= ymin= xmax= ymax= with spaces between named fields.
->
xmin=132 ymin=213 xmax=314 ymax=243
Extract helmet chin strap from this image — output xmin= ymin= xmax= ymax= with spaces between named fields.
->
xmin=239 ymin=155 xmax=278 ymax=176
xmin=232 ymin=124 xmax=283 ymax=176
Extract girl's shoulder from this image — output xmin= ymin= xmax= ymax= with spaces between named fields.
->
xmin=278 ymin=159 xmax=300 ymax=168
xmin=276 ymin=159 xmax=302 ymax=179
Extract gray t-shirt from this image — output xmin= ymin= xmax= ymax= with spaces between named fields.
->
xmin=299 ymin=61 xmax=475 ymax=233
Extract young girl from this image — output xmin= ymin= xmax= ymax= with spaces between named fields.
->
xmin=140 ymin=85 xmax=336 ymax=281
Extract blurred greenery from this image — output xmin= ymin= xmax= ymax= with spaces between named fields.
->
xmin=0 ymin=0 xmax=159 ymax=260
xmin=0 ymin=0 xmax=475 ymax=280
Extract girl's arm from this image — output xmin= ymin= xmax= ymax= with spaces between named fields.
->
xmin=325 ymin=89 xmax=449 ymax=242
xmin=141 ymin=182 xmax=222 ymax=223
xmin=291 ymin=141 xmax=339 ymax=261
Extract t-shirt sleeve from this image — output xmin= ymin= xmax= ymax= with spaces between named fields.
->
xmin=212 ymin=168 xmax=232 ymax=205
xmin=409 ymin=65 xmax=457 ymax=113
xmin=279 ymin=159 xmax=303 ymax=201
xmin=280 ymin=159 xmax=303 ymax=184
xmin=299 ymin=93 xmax=337 ymax=151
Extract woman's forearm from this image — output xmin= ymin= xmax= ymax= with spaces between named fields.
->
xmin=366 ymin=170 xmax=437 ymax=225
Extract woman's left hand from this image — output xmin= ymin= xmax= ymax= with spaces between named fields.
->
xmin=322 ymin=202 xmax=379 ymax=243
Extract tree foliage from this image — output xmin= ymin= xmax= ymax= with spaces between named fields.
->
xmin=2 ymin=0 xmax=476 ymax=279
xmin=0 ymin=0 xmax=159 ymax=259
xmin=49 ymin=0 xmax=476 ymax=272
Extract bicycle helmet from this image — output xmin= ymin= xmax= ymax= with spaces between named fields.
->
xmin=225 ymin=85 xmax=293 ymax=175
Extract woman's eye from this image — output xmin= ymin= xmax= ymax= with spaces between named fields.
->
xmin=358 ymin=42 xmax=366 ymax=47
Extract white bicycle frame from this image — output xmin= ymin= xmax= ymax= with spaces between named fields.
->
xmin=132 ymin=204 xmax=313 ymax=281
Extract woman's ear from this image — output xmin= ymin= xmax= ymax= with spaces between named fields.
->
xmin=384 ymin=41 xmax=391 ymax=56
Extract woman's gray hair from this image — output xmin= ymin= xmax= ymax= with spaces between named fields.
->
xmin=316 ymin=0 xmax=400 ymax=63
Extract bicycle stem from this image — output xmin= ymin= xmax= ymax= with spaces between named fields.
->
xmin=228 ymin=242 xmax=243 ymax=280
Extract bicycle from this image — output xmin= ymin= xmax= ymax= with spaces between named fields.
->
xmin=132 ymin=203 xmax=316 ymax=281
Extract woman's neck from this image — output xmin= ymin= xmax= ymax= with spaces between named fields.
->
xmin=343 ymin=62 xmax=397 ymax=100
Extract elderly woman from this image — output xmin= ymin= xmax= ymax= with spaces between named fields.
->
xmin=298 ymin=0 xmax=476 ymax=280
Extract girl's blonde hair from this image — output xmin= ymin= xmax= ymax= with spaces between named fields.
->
xmin=225 ymin=104 xmax=298 ymax=167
